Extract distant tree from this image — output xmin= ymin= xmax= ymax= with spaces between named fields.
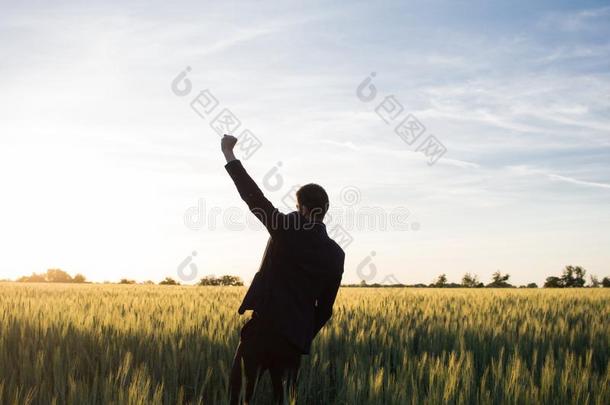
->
xmin=544 ymin=276 xmax=563 ymax=288
xmin=433 ymin=274 xmax=448 ymax=288
xmin=17 ymin=272 xmax=46 ymax=282
xmin=572 ymin=267 xmax=586 ymax=287
xmin=18 ymin=269 xmax=76 ymax=283
xmin=119 ymin=279 xmax=136 ymax=284
xmin=602 ymin=277 xmax=610 ymax=288
xmin=46 ymin=268 xmax=73 ymax=283
xmin=73 ymin=274 xmax=86 ymax=283
xmin=526 ymin=282 xmax=538 ymax=288
xmin=219 ymin=275 xmax=244 ymax=286
xmin=561 ymin=266 xmax=574 ymax=286
xmin=198 ymin=275 xmax=244 ymax=286
xmin=492 ymin=271 xmax=509 ymax=283
xmin=360 ymin=279 xmax=367 ymax=287
xmin=142 ymin=280 xmax=155 ymax=285
xmin=461 ymin=273 xmax=481 ymax=288
xmin=486 ymin=271 xmax=513 ymax=288
xmin=159 ymin=277 xmax=179 ymax=285
xmin=573 ymin=266 xmax=586 ymax=287
xmin=199 ymin=276 xmax=221 ymax=286
xmin=561 ymin=265 xmax=586 ymax=288
xmin=589 ymin=275 xmax=600 ymax=288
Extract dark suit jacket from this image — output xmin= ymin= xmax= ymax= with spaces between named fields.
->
xmin=225 ymin=160 xmax=344 ymax=354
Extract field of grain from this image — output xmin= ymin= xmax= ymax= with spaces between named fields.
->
xmin=0 ymin=283 xmax=608 ymax=404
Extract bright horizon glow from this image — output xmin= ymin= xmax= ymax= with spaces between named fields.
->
xmin=1 ymin=1 xmax=609 ymax=286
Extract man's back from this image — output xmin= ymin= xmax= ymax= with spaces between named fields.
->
xmin=225 ymin=160 xmax=345 ymax=353
xmin=221 ymin=134 xmax=344 ymax=404
xmin=245 ymin=212 xmax=344 ymax=353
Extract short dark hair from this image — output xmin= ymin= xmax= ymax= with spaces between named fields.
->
xmin=296 ymin=183 xmax=329 ymax=220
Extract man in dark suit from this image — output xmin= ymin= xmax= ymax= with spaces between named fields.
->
xmin=221 ymin=135 xmax=345 ymax=404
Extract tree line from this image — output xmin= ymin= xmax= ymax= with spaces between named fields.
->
xmin=11 ymin=265 xmax=610 ymax=288
xmin=16 ymin=269 xmax=87 ymax=283
xmin=13 ymin=269 xmax=244 ymax=286
xmin=351 ymin=266 xmax=610 ymax=288
xmin=118 ymin=275 xmax=244 ymax=286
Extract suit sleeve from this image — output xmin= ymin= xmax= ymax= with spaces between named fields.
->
xmin=313 ymin=254 xmax=344 ymax=337
xmin=225 ymin=160 xmax=285 ymax=234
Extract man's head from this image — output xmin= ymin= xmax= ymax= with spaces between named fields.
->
xmin=296 ymin=183 xmax=329 ymax=222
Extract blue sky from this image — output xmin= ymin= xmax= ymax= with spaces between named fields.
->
xmin=1 ymin=0 xmax=609 ymax=285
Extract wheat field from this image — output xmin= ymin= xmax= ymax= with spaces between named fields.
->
xmin=0 ymin=283 xmax=608 ymax=404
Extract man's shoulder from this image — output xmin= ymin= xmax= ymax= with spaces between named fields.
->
xmin=325 ymin=238 xmax=345 ymax=275
xmin=328 ymin=238 xmax=345 ymax=258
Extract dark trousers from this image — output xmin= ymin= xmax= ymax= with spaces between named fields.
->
xmin=229 ymin=314 xmax=301 ymax=404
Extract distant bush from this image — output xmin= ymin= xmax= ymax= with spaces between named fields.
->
xmin=198 ymin=275 xmax=244 ymax=286
xmin=159 ymin=277 xmax=180 ymax=286
xmin=544 ymin=266 xmax=587 ymax=288
xmin=485 ymin=271 xmax=514 ymax=288
xmin=461 ymin=273 xmax=484 ymax=288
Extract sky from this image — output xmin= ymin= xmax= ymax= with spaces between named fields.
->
xmin=1 ymin=0 xmax=609 ymax=285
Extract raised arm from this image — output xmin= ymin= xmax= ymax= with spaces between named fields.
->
xmin=221 ymin=134 xmax=284 ymax=234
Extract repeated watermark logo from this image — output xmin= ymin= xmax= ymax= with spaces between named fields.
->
xmin=355 ymin=250 xmax=402 ymax=285
xmin=177 ymin=250 xmax=199 ymax=282
xmin=262 ymin=161 xmax=285 ymax=192
xmin=340 ymin=185 xmax=360 ymax=205
xmin=180 ymin=166 xmax=417 ymax=283
xmin=171 ymin=66 xmax=263 ymax=160
xmin=356 ymin=72 xmax=447 ymax=165
xmin=182 ymin=160 xmax=421 ymax=238
xmin=176 ymin=250 xmax=223 ymax=283
xmin=183 ymin=191 xmax=419 ymax=235
xmin=327 ymin=223 xmax=354 ymax=250
xmin=170 ymin=70 xmax=419 ymax=283
xmin=326 ymin=185 xmax=419 ymax=233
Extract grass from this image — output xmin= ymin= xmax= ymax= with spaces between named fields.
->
xmin=0 ymin=283 xmax=608 ymax=404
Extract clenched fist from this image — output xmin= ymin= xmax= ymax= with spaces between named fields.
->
xmin=221 ymin=134 xmax=238 ymax=163
xmin=221 ymin=134 xmax=238 ymax=152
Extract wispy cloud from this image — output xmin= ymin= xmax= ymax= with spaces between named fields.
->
xmin=508 ymin=165 xmax=610 ymax=190
xmin=548 ymin=174 xmax=610 ymax=190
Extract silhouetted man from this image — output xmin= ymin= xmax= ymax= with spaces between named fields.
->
xmin=221 ymin=135 xmax=344 ymax=404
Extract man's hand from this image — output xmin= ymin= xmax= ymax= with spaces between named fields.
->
xmin=221 ymin=134 xmax=238 ymax=152
xmin=221 ymin=134 xmax=238 ymax=163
